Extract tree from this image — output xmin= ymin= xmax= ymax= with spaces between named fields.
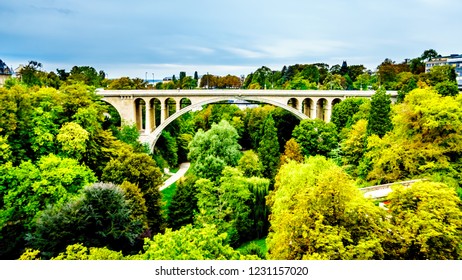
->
xmin=156 ymin=131 xmax=178 ymax=167
xmin=29 ymin=182 xmax=145 ymax=258
xmin=142 ymin=224 xmax=259 ymax=260
xmin=19 ymin=61 xmax=43 ymax=87
xmin=195 ymin=167 xmax=270 ymax=246
xmin=51 ymin=244 xmax=125 ymax=260
xmin=427 ymin=65 xmax=457 ymax=85
xmin=238 ymin=150 xmax=263 ymax=178
xmin=0 ymin=85 xmax=35 ymax=164
xmin=279 ymin=138 xmax=304 ymax=166
xmin=167 ymin=174 xmax=198 ymax=230
xmin=120 ymin=181 xmax=149 ymax=230
xmin=102 ymin=150 xmax=165 ymax=234
xmin=321 ymin=73 xmax=346 ymax=90
xmin=0 ymin=135 xmax=11 ymax=164
xmin=353 ymin=73 xmax=372 ymax=90
xmin=421 ymin=49 xmax=439 ymax=61
xmin=271 ymin=107 xmax=300 ymax=152
xmin=257 ymin=115 xmax=280 ymax=181
xmin=331 ymin=97 xmax=367 ymax=133
xmin=176 ymin=133 xmax=193 ymax=163
xmin=67 ymin=66 xmax=105 ymax=87
xmin=179 ymin=71 xmax=186 ymax=82
xmin=0 ymin=154 xmax=96 ymax=258
xmin=365 ymin=89 xmax=462 ymax=185
xmin=377 ymin=59 xmax=410 ymax=89
xmin=434 ymin=80 xmax=459 ymax=97
xmin=367 ymin=88 xmax=392 ymax=137
xmin=267 ymin=157 xmax=386 ymax=260
xmin=292 ymin=119 xmax=338 ymax=157
xmin=383 ymin=181 xmax=462 ymax=259
xmin=56 ymin=122 xmax=89 ymax=160
xmin=243 ymin=105 xmax=274 ymax=150
xmin=188 ymin=120 xmax=241 ymax=180
xmin=340 ymin=119 xmax=368 ymax=177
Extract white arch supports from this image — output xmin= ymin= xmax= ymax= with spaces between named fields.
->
xmin=98 ymin=89 xmax=397 ymax=149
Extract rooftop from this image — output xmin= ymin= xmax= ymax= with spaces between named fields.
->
xmin=0 ymin=59 xmax=13 ymax=75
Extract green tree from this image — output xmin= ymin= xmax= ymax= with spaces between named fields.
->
xmin=340 ymin=119 xmax=369 ymax=177
xmin=0 ymin=85 xmax=34 ymax=163
xmin=331 ymin=97 xmax=367 ymax=133
xmin=56 ymin=122 xmax=89 ymax=160
xmin=267 ymin=157 xmax=386 ymax=260
xmin=102 ymin=150 xmax=165 ymax=234
xmin=142 ymin=224 xmax=258 ymax=260
xmin=367 ymin=88 xmax=392 ymax=137
xmin=167 ymin=174 xmax=198 ymax=230
xmin=67 ymin=66 xmax=106 ymax=87
xmin=29 ymin=182 xmax=145 ymax=258
xmin=434 ymin=80 xmax=459 ymax=97
xmin=120 ymin=181 xmax=149 ymax=230
xmin=243 ymin=105 xmax=274 ymax=150
xmin=421 ymin=49 xmax=439 ymax=61
xmin=427 ymin=65 xmax=457 ymax=85
xmin=157 ymin=131 xmax=178 ymax=167
xmin=0 ymin=135 xmax=11 ymax=164
xmin=114 ymin=122 xmax=145 ymax=151
xmin=238 ymin=150 xmax=263 ymax=178
xmin=188 ymin=120 xmax=241 ymax=180
xmin=52 ymin=243 xmax=125 ymax=260
xmin=195 ymin=167 xmax=270 ymax=246
xmin=19 ymin=61 xmax=43 ymax=87
xmin=0 ymin=154 xmax=96 ymax=258
xmin=257 ymin=115 xmax=280 ymax=181
xmin=292 ymin=119 xmax=338 ymax=157
xmin=177 ymin=133 xmax=193 ymax=163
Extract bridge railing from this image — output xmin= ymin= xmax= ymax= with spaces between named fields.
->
xmin=360 ymin=179 xmax=426 ymax=194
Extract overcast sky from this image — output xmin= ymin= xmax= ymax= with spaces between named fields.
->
xmin=1 ymin=0 xmax=461 ymax=79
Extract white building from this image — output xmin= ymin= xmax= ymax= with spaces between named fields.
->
xmin=426 ymin=54 xmax=462 ymax=90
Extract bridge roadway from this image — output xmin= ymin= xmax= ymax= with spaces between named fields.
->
xmin=360 ymin=179 xmax=424 ymax=199
xmin=97 ymin=89 xmax=397 ymax=149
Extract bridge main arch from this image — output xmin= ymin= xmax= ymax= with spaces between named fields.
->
xmin=140 ymin=96 xmax=309 ymax=149
xmin=98 ymin=89 xmax=398 ymax=151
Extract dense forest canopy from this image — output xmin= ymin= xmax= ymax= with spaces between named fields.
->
xmin=2 ymin=49 xmax=462 ymax=260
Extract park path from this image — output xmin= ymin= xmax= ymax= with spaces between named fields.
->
xmin=159 ymin=162 xmax=190 ymax=191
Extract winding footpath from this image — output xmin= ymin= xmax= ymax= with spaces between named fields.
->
xmin=160 ymin=162 xmax=191 ymax=191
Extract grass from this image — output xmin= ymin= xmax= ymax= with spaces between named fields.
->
xmin=237 ymin=237 xmax=268 ymax=255
xmin=169 ymin=167 xmax=180 ymax=173
xmin=161 ymin=182 xmax=177 ymax=212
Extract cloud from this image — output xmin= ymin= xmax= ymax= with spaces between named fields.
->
xmin=223 ymin=47 xmax=265 ymax=59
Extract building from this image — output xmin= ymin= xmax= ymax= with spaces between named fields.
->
xmin=447 ymin=55 xmax=462 ymax=90
xmin=426 ymin=54 xmax=462 ymax=90
xmin=0 ymin=59 xmax=13 ymax=87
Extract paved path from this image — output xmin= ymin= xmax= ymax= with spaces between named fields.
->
xmin=160 ymin=162 xmax=190 ymax=191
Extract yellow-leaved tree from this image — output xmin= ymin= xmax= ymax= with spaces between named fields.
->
xmin=267 ymin=156 xmax=387 ymax=260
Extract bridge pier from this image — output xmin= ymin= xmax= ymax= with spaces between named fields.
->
xmin=145 ymin=101 xmax=153 ymax=133
xmin=325 ymin=101 xmax=332 ymax=122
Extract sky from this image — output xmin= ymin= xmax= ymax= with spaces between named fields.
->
xmin=1 ymin=0 xmax=461 ymax=79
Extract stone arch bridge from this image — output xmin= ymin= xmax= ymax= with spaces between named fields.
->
xmin=96 ymin=89 xmax=397 ymax=149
